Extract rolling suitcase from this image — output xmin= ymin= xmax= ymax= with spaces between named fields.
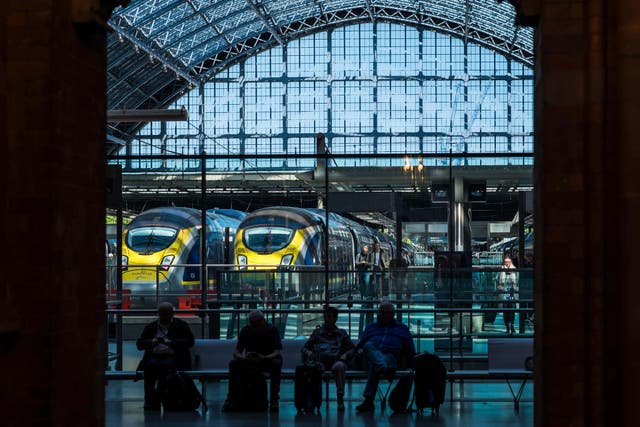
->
xmin=294 ymin=363 xmax=323 ymax=414
xmin=413 ymin=352 xmax=446 ymax=416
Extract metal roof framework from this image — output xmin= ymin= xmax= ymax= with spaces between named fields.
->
xmin=107 ymin=0 xmax=532 ymax=131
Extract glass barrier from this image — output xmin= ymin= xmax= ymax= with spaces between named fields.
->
xmin=105 ymin=263 xmax=534 ymax=371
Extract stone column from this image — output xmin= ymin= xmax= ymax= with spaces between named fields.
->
xmin=0 ymin=1 xmax=110 ymax=425
xmin=513 ymin=1 xmax=640 ymax=426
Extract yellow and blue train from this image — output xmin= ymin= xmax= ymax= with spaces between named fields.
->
xmin=233 ymin=207 xmax=395 ymax=295
xmin=121 ymin=207 xmax=245 ymax=308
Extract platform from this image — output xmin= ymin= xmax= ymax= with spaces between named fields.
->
xmin=105 ymin=376 xmax=533 ymax=427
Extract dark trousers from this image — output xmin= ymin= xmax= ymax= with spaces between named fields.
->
xmin=503 ymin=301 xmax=516 ymax=333
xmin=229 ymin=356 xmax=283 ymax=401
xmin=143 ymin=354 xmax=179 ymax=405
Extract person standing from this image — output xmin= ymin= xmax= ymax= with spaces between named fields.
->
xmin=355 ymin=245 xmax=372 ymax=299
xmin=371 ymin=242 xmax=386 ymax=299
xmin=136 ymin=302 xmax=195 ymax=411
xmin=497 ymin=257 xmax=519 ymax=334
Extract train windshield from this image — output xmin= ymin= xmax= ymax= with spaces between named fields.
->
xmin=243 ymin=226 xmax=293 ymax=253
xmin=127 ymin=227 xmax=178 ymax=253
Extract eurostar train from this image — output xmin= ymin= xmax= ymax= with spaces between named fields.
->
xmin=121 ymin=207 xmax=245 ymax=308
xmin=233 ymin=207 xmax=395 ymax=295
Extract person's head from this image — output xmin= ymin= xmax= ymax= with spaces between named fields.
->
xmin=248 ymin=310 xmax=266 ymax=330
xmin=157 ymin=302 xmax=174 ymax=324
xmin=377 ymin=301 xmax=396 ymax=326
xmin=323 ymin=305 xmax=339 ymax=326
xmin=503 ymin=257 xmax=513 ymax=267
xmin=361 ymin=245 xmax=369 ymax=254
xmin=374 ymin=242 xmax=381 ymax=251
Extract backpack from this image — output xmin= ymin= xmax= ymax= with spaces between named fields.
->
xmin=387 ymin=376 xmax=414 ymax=413
xmin=160 ymin=371 xmax=207 ymax=412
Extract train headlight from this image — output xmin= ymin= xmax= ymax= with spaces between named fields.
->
xmin=160 ymin=255 xmax=174 ymax=271
xmin=237 ymin=255 xmax=247 ymax=265
xmin=280 ymin=254 xmax=293 ymax=265
xmin=121 ymin=255 xmax=128 ymax=271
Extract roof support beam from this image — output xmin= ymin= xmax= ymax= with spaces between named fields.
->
xmin=245 ymin=0 xmax=285 ymax=46
xmin=185 ymin=0 xmax=234 ymax=47
xmin=364 ymin=0 xmax=375 ymax=23
xmin=110 ymin=17 xmax=199 ymax=86
xmin=107 ymin=107 xmax=189 ymax=122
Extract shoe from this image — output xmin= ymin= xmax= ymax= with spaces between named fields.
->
xmin=337 ymin=394 xmax=345 ymax=412
xmin=356 ymin=399 xmax=374 ymax=412
xmin=384 ymin=367 xmax=396 ymax=382
xmin=269 ymin=401 xmax=279 ymax=412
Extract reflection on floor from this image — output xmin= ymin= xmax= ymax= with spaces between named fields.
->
xmin=106 ymin=377 xmax=533 ymax=427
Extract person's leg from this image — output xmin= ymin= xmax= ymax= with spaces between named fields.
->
xmin=143 ymin=356 xmax=177 ymax=410
xmin=503 ymin=302 xmax=514 ymax=333
xmin=142 ymin=367 xmax=160 ymax=409
xmin=331 ymin=360 xmax=346 ymax=395
xmin=265 ymin=356 xmax=282 ymax=410
xmin=356 ymin=342 xmax=390 ymax=411
xmin=332 ymin=360 xmax=347 ymax=410
xmin=222 ymin=358 xmax=242 ymax=410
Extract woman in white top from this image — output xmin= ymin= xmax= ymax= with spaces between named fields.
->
xmin=497 ymin=257 xmax=518 ymax=334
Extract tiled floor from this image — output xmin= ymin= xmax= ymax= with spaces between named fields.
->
xmin=106 ymin=378 xmax=533 ymax=427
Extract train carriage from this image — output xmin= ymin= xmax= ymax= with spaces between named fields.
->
xmin=120 ymin=207 xmax=244 ymax=308
xmin=233 ymin=207 xmax=395 ymax=296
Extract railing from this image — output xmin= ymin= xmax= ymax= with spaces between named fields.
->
xmin=105 ymin=264 xmax=534 ymax=371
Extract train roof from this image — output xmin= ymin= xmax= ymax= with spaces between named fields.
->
xmin=207 ymin=208 xmax=247 ymax=222
xmin=240 ymin=207 xmax=324 ymax=229
xmin=126 ymin=207 xmax=203 ymax=230
xmin=127 ymin=207 xmax=245 ymax=231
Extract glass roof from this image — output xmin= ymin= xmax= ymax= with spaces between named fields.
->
xmin=108 ymin=0 xmax=532 ymax=115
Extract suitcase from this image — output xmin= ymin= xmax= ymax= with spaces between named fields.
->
xmin=413 ymin=352 xmax=446 ymax=416
xmin=159 ymin=371 xmax=207 ymax=412
xmin=226 ymin=363 xmax=268 ymax=412
xmin=294 ymin=364 xmax=323 ymax=414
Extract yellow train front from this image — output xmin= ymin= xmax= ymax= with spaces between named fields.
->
xmin=121 ymin=207 xmax=242 ymax=308
xmin=233 ymin=207 xmax=395 ymax=298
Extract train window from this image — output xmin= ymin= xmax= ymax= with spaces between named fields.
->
xmin=126 ymin=226 xmax=178 ymax=253
xmin=243 ymin=226 xmax=293 ymax=253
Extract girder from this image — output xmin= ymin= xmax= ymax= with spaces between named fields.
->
xmin=108 ymin=1 xmax=532 ymax=112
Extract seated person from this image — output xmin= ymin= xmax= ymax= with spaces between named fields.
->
xmin=354 ymin=301 xmax=416 ymax=412
xmin=136 ymin=302 xmax=195 ymax=410
xmin=223 ymin=310 xmax=283 ymax=412
xmin=301 ymin=305 xmax=356 ymax=411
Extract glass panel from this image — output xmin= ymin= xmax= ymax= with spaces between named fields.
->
xmin=126 ymin=226 xmax=178 ymax=253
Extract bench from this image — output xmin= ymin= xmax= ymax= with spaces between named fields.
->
xmin=443 ymin=337 xmax=533 ymax=412
xmin=105 ymin=337 xmax=533 ymax=411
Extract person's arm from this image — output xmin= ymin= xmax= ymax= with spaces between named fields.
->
xmin=355 ymin=325 xmax=373 ymax=354
xmin=233 ymin=327 xmax=247 ymax=359
xmin=136 ymin=323 xmax=157 ymax=351
xmin=166 ymin=320 xmax=195 ymax=350
xmin=261 ymin=325 xmax=283 ymax=360
xmin=302 ymin=329 xmax=319 ymax=360
xmin=339 ymin=330 xmax=356 ymax=360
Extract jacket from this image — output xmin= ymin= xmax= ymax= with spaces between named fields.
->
xmin=136 ymin=317 xmax=195 ymax=370
xmin=357 ymin=320 xmax=415 ymax=365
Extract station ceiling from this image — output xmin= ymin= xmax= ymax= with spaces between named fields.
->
xmin=107 ymin=0 xmax=532 ymax=139
xmin=107 ymin=1 xmax=534 ymax=223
